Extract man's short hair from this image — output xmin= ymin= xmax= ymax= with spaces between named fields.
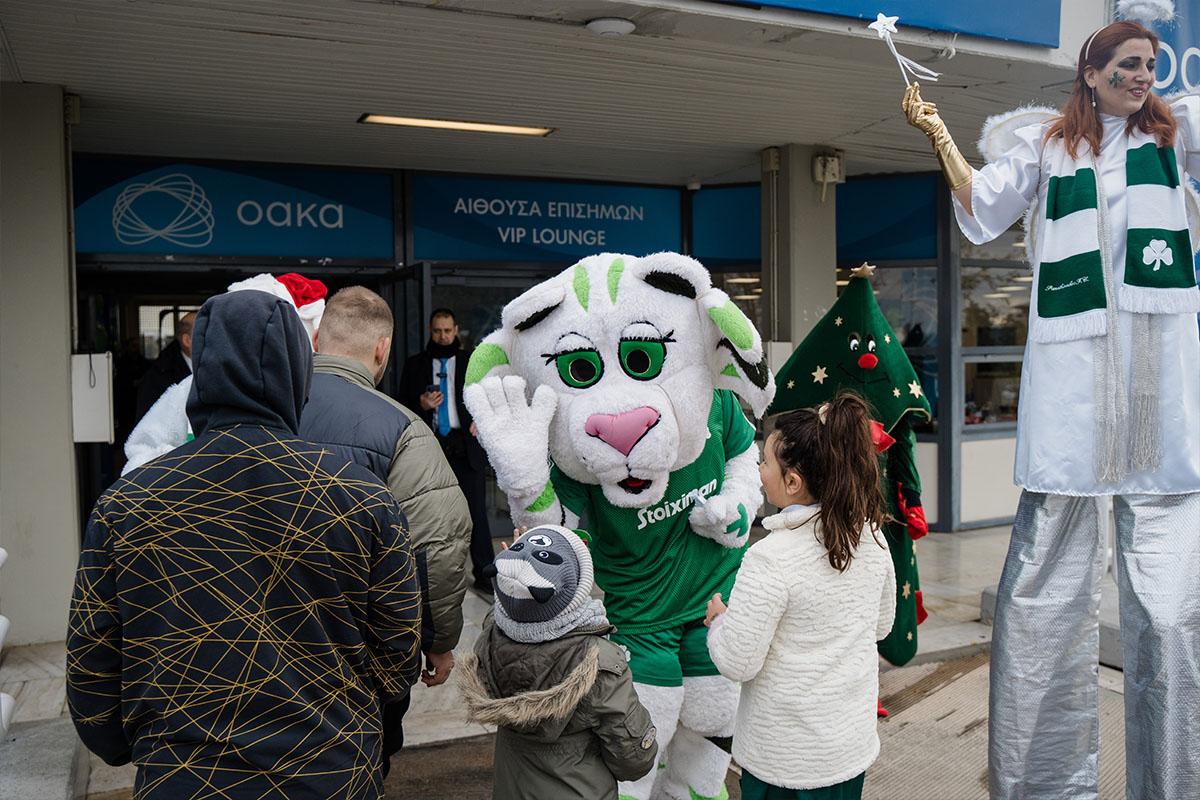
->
xmin=430 ymin=308 xmax=456 ymax=326
xmin=321 ymin=286 xmax=393 ymax=356
xmin=177 ymin=312 xmax=196 ymax=338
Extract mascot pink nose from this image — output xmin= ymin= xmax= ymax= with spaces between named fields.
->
xmin=585 ymin=407 xmax=660 ymax=456
xmin=858 ymin=353 xmax=879 ymax=370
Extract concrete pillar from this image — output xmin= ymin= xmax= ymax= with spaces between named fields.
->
xmin=760 ymin=144 xmax=838 ymax=369
xmin=0 ymin=84 xmax=79 ymax=645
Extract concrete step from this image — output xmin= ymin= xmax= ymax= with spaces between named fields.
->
xmin=981 ymin=574 xmax=1123 ymax=669
xmin=0 ymin=716 xmax=89 ymax=800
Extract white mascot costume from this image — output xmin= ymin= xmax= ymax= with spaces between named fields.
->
xmin=464 ymin=252 xmax=775 ymax=800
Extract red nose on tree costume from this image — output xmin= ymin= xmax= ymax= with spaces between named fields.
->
xmin=769 ymin=264 xmax=932 ymax=665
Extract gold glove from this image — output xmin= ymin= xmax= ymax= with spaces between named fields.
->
xmin=902 ymin=82 xmax=973 ymax=191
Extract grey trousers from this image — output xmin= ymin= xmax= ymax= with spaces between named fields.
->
xmin=988 ymin=491 xmax=1200 ymax=800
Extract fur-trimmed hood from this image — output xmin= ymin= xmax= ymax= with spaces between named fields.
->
xmin=459 ymin=646 xmax=598 ymax=729
xmin=460 ymin=614 xmax=614 ymax=735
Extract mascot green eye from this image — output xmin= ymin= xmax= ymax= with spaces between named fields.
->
xmin=556 ymin=350 xmax=603 ymax=388
xmin=619 ymin=340 xmax=666 ymax=380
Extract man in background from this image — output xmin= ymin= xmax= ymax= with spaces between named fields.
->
xmin=400 ymin=308 xmax=494 ymax=597
xmin=67 ymin=290 xmax=421 ymax=800
xmin=134 ymin=310 xmax=195 ymax=422
xmin=301 ymin=286 xmax=471 ymax=772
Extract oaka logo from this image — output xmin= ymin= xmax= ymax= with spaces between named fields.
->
xmin=112 ymin=173 xmax=215 ymax=248
xmin=236 ymin=200 xmax=344 ymax=229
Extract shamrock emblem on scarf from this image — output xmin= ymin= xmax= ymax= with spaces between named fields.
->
xmin=1143 ymin=239 xmax=1173 ymax=272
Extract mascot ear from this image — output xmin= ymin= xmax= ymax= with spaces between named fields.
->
xmin=631 ymin=252 xmax=775 ymax=419
xmin=465 ymin=327 xmax=516 ymax=386
xmin=698 ymin=285 xmax=776 ymax=419
xmin=467 ymin=276 xmax=568 ymax=388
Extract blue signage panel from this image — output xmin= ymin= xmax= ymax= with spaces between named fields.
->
xmin=836 ymin=175 xmax=937 ymax=262
xmin=412 ymin=174 xmax=682 ymax=263
xmin=74 ymin=158 xmax=394 ymax=259
xmin=713 ymin=1 xmax=1060 ymax=47
xmin=1151 ymin=5 xmax=1200 ymax=94
xmin=691 ymin=185 xmax=761 ymax=266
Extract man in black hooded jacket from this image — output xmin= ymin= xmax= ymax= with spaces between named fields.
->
xmin=67 ymin=290 xmax=421 ymax=800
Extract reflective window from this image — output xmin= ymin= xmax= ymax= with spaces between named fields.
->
xmin=962 ymin=266 xmax=1031 ymax=348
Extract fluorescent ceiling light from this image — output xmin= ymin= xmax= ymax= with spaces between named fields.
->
xmin=358 ymin=114 xmax=554 ymax=136
xmin=725 ymin=277 xmax=761 ymax=284
xmin=999 ymin=285 xmax=1026 ymax=292
xmin=1014 ymin=275 xmax=1035 ymax=282
xmin=732 ymin=294 xmax=759 ymax=301
xmin=983 ymin=292 xmax=1009 ymax=299
xmin=836 ymin=279 xmax=850 ymax=286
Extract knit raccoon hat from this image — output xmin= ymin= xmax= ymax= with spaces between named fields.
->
xmin=487 ymin=526 xmax=608 ymax=643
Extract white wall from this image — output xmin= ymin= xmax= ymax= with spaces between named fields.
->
xmin=915 ymin=440 xmax=939 ymax=528
xmin=0 ymin=83 xmax=79 ymax=646
xmin=961 ymin=437 xmax=1022 ymax=523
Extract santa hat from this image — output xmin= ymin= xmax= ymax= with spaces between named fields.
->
xmin=224 ymin=272 xmax=327 ymax=348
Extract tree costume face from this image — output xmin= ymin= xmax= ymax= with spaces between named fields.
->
xmin=770 ymin=265 xmax=932 ymax=666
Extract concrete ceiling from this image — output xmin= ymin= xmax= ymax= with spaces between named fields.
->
xmin=0 ymin=0 xmax=1079 ymax=185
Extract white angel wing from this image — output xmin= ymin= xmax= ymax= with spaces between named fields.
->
xmin=976 ymin=105 xmax=1058 ymax=164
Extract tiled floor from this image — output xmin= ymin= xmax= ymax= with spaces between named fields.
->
xmin=0 ymin=523 xmax=1055 ymax=798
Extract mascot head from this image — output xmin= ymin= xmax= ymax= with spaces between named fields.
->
xmin=466 ymin=252 xmax=775 ymax=508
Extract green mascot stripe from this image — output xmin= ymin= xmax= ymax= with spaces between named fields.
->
xmin=465 ymin=343 xmax=509 ymax=386
xmin=708 ymin=301 xmax=754 ymax=351
xmin=525 ymin=480 xmax=557 ymax=513
xmin=607 ymin=257 xmax=624 ymax=304
xmin=573 ymin=264 xmax=590 ymax=310
xmin=721 ymin=364 xmax=739 ymax=378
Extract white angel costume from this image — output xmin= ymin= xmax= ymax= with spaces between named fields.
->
xmin=965 ymin=97 xmax=1200 ymax=800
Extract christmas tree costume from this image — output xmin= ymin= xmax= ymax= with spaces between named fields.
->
xmin=769 ymin=264 xmax=931 ymax=666
xmin=464 ymin=252 xmax=775 ymax=800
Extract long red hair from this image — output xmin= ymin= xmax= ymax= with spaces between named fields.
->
xmin=1046 ymin=20 xmax=1176 ymax=158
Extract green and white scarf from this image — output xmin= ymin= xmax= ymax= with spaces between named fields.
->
xmin=1033 ymin=128 xmax=1200 ymax=482
xmin=1034 ymin=130 xmax=1200 ymax=343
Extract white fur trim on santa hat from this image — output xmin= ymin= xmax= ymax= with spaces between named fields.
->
xmin=225 ymin=273 xmax=323 ymax=348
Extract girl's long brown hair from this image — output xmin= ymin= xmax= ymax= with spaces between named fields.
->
xmin=1046 ymin=20 xmax=1176 ymax=159
xmin=771 ymin=392 xmax=885 ymax=572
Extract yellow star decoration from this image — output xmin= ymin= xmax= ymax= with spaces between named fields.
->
xmin=893 ymin=387 xmax=901 ymax=398
xmin=786 ymin=380 xmax=795 ymax=389
xmin=834 ymin=316 xmax=843 ymax=327
xmin=907 ymin=631 xmax=913 ymax=641
xmin=812 ymin=366 xmax=828 ymax=385
xmin=902 ymin=581 xmax=911 ymax=599
xmin=908 ymin=380 xmax=923 ymax=398
xmin=884 ymin=333 xmax=891 ymax=344
xmin=850 ymin=262 xmax=877 ymax=279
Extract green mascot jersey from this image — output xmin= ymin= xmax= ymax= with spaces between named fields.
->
xmin=769 ymin=268 xmax=933 ymax=665
xmin=551 ymin=389 xmax=755 ymax=634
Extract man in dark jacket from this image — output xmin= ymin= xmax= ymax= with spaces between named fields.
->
xmin=300 ymin=286 xmax=471 ymax=772
xmin=67 ymin=290 xmax=421 ymax=800
xmin=134 ymin=311 xmax=195 ymax=422
xmin=399 ymin=308 xmax=494 ymax=595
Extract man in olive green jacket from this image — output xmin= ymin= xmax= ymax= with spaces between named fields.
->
xmin=299 ymin=286 xmax=471 ymax=769
xmin=459 ymin=526 xmax=657 ymax=800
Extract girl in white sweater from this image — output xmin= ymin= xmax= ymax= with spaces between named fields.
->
xmin=705 ymin=392 xmax=896 ymax=800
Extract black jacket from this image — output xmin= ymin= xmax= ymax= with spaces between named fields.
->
xmin=399 ymin=344 xmax=486 ymax=470
xmin=134 ymin=338 xmax=191 ymax=421
xmin=67 ymin=292 xmax=422 ymax=800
